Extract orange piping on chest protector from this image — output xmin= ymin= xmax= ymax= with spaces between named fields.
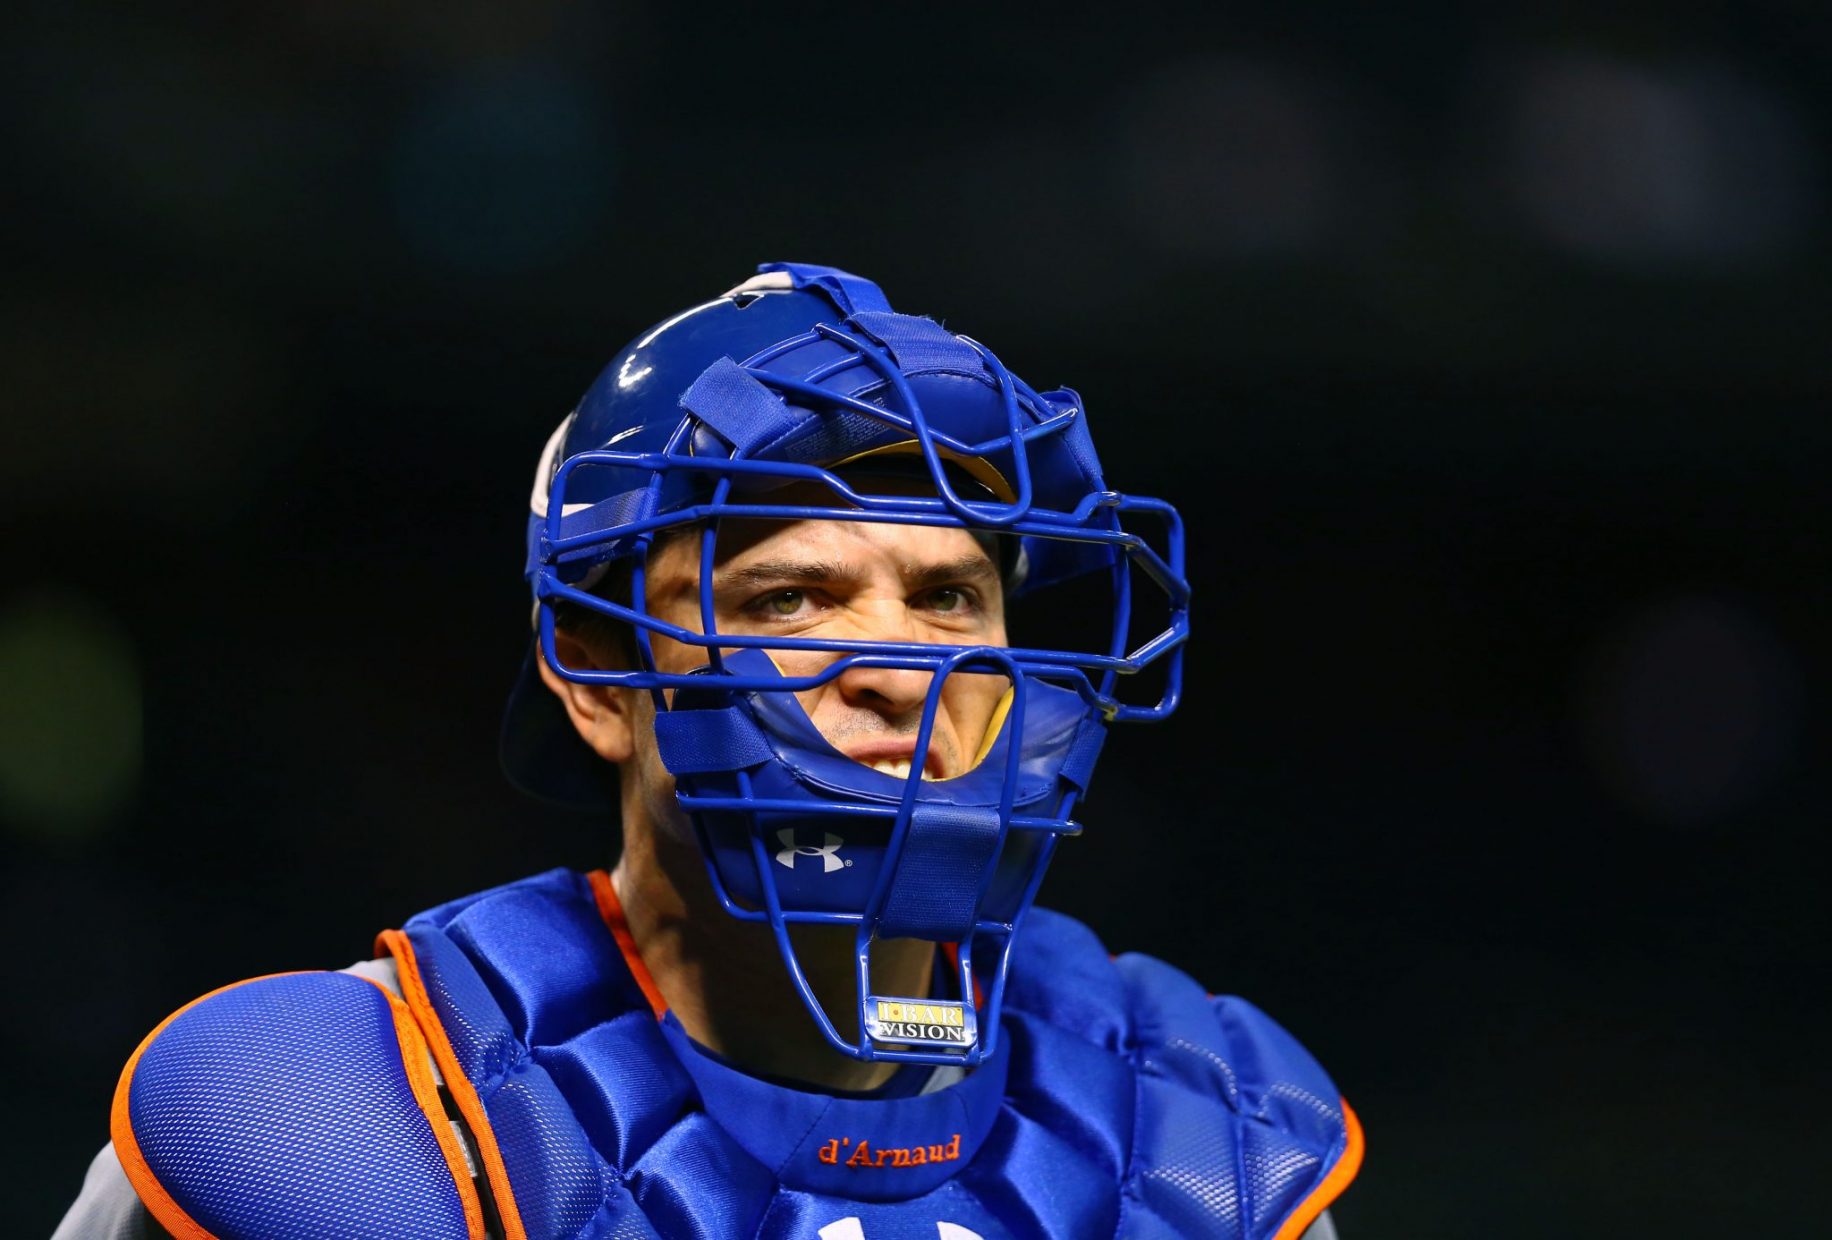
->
xmin=588 ymin=868 xmax=669 ymax=1017
xmin=356 ymin=973 xmax=488 ymax=1239
xmin=1270 ymin=1098 xmax=1365 ymax=1240
xmin=378 ymin=928 xmax=530 ymax=1240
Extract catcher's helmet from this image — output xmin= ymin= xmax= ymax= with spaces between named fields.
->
xmin=503 ymin=262 xmax=1188 ymax=1065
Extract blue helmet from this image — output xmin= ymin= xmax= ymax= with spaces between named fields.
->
xmin=503 ymin=263 xmax=1189 ymax=1066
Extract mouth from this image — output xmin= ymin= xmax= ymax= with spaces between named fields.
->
xmin=845 ymin=743 xmax=944 ymax=782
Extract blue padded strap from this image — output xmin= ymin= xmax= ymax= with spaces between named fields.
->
xmin=849 ymin=310 xmax=988 ymax=376
xmin=1060 ymin=716 xmax=1107 ymax=791
xmin=757 ymin=261 xmax=892 ymax=315
xmin=653 ymin=706 xmax=774 ymax=774
xmin=876 ymin=803 xmax=1003 ymax=940
xmin=552 ymin=490 xmax=651 ymax=543
xmin=678 ymin=356 xmax=799 ymax=456
xmin=1045 ymin=388 xmax=1105 ymax=485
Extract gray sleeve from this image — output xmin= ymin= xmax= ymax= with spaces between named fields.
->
xmin=54 ymin=959 xmax=400 ymax=1240
xmin=344 ymin=955 xmax=403 ymax=998
xmin=1302 ymin=1208 xmax=1340 ymax=1240
xmin=50 ymin=1143 xmax=171 ymax=1240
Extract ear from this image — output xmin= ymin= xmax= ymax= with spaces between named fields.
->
xmin=537 ymin=627 xmax=638 ymax=765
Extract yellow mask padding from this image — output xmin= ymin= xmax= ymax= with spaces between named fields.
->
xmin=969 ymin=686 xmax=1016 ymax=771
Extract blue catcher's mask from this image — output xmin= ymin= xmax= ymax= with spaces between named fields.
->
xmin=503 ymin=263 xmax=1189 ymax=1067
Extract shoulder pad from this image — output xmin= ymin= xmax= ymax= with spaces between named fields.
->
xmin=1002 ymin=908 xmax=1364 ymax=1238
xmin=998 ymin=906 xmax=1132 ymax=1048
xmin=1114 ymin=953 xmax=1347 ymax=1145
xmin=112 ymin=971 xmax=483 ymax=1240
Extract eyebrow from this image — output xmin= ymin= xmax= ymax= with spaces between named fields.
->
xmin=905 ymin=554 xmax=1002 ymax=591
xmin=715 ymin=559 xmax=857 ymax=592
xmin=714 ymin=554 xmax=1001 ymax=593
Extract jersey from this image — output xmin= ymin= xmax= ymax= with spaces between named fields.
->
xmin=99 ymin=869 xmax=1362 ymax=1238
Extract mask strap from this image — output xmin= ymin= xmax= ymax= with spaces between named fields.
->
xmin=755 ymin=261 xmax=894 ymax=316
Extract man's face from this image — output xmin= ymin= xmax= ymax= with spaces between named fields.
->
xmin=638 ymin=504 xmax=1010 ymax=792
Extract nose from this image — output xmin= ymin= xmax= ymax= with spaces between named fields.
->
xmin=824 ymin=603 xmax=936 ymax=722
xmin=833 ymin=658 xmax=935 ymax=722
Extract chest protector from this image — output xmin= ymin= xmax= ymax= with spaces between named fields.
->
xmin=114 ymin=870 xmax=1362 ymax=1240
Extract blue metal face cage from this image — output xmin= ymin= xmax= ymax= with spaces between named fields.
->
xmin=511 ymin=263 xmax=1190 ymax=1066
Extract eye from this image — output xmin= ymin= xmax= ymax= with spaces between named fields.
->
xmin=919 ymin=586 xmax=982 ymax=617
xmin=764 ymin=590 xmax=806 ymax=616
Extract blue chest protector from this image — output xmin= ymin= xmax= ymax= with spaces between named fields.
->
xmin=115 ymin=870 xmax=1361 ymax=1240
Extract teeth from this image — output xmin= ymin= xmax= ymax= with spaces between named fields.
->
xmin=866 ymin=757 xmax=937 ymax=782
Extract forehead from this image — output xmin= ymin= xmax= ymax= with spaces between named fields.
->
xmin=651 ymin=512 xmax=995 ymax=575
xmin=651 ymin=473 xmax=998 ymax=574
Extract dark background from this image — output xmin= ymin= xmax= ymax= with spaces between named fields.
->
xmin=7 ymin=2 xmax=1827 ymax=1236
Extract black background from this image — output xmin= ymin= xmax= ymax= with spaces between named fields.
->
xmin=7 ymin=3 xmax=1828 ymax=1236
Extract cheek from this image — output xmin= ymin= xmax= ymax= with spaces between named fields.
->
xmin=632 ymin=732 xmax=692 ymax=838
xmin=645 ymin=629 xmax=699 ymax=675
xmin=624 ymin=697 xmax=678 ymax=806
xmin=640 ymin=572 xmax=715 ymax=674
xmin=642 ymin=746 xmax=676 ymax=804
xmin=944 ymin=671 xmax=1011 ymax=751
xmin=762 ymin=646 xmax=845 ymax=720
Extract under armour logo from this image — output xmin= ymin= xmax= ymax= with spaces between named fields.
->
xmin=818 ymin=1220 xmax=983 ymax=1240
xmin=774 ymin=829 xmax=851 ymax=873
